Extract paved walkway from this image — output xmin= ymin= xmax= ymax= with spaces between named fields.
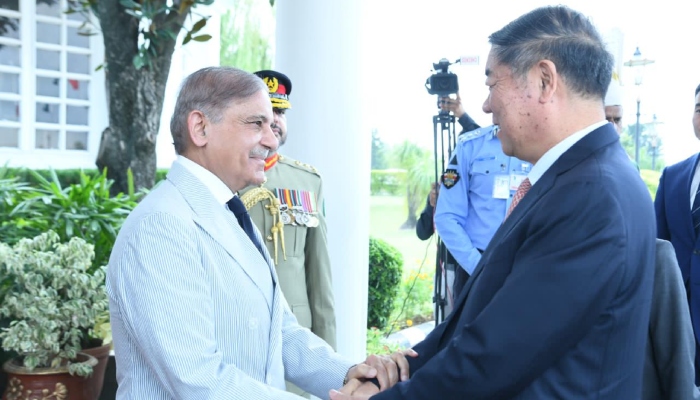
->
xmin=386 ymin=321 xmax=436 ymax=349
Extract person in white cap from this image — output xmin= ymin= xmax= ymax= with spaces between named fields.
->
xmin=604 ymin=78 xmax=624 ymax=134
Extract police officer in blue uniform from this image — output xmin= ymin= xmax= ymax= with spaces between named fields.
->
xmin=435 ymin=124 xmax=532 ymax=297
xmin=416 ymin=95 xmax=481 ymax=318
xmin=416 ymin=95 xmax=480 ymax=244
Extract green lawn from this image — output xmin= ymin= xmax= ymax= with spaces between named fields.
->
xmin=369 ymin=195 xmax=436 ymax=274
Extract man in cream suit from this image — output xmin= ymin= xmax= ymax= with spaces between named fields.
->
xmin=106 ymin=67 xmax=412 ymax=399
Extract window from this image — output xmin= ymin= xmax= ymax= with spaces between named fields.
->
xmin=0 ymin=0 xmax=97 ymax=151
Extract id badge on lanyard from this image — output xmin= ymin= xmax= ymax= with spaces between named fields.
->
xmin=493 ymin=175 xmax=510 ymax=199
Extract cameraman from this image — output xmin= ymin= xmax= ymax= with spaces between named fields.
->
xmin=416 ymin=96 xmax=480 ymax=317
xmin=438 ymin=94 xmax=480 ymax=133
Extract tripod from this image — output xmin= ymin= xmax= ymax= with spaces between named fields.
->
xmin=432 ymin=108 xmax=459 ymax=324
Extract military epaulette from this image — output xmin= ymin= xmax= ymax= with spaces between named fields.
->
xmin=457 ymin=125 xmax=497 ymax=143
xmin=278 ymin=155 xmax=321 ymax=176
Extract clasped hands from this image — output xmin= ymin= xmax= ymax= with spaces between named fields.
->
xmin=329 ymin=348 xmax=418 ymax=400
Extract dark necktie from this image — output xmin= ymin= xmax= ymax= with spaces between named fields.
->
xmin=692 ymin=187 xmax=700 ymax=237
xmin=227 ymin=196 xmax=265 ymax=257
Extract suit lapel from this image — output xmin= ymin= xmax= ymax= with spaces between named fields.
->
xmin=494 ymin=125 xmax=621 ymax=240
xmin=166 ymin=162 xmax=276 ymax=312
xmin=684 ymin=155 xmax=700 ymax=239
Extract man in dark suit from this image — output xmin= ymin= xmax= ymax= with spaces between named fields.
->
xmin=331 ymin=5 xmax=655 ymax=399
xmin=655 ymin=82 xmax=700 ymax=382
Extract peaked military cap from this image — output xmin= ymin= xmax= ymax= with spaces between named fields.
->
xmin=254 ymin=70 xmax=292 ymax=109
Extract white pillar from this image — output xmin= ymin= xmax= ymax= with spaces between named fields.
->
xmin=156 ymin=7 xmax=222 ymax=168
xmin=275 ymin=0 xmax=369 ymax=362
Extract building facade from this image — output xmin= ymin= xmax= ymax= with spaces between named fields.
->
xmin=0 ymin=0 xmax=107 ymax=169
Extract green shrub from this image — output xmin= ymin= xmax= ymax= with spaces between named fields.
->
xmin=1 ymin=167 xmax=170 ymax=188
xmin=368 ymin=237 xmax=403 ymax=330
xmin=156 ymin=168 xmax=169 ymax=183
xmin=2 ymin=168 xmax=87 ymax=187
xmin=365 ymin=327 xmax=402 ymax=356
xmin=390 ymin=268 xmax=435 ymax=331
xmin=0 ymin=168 xmax=144 ymax=274
xmin=0 ymin=172 xmax=28 ymax=219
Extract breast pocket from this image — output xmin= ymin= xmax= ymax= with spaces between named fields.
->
xmin=471 ymin=156 xmax=497 ymax=175
xmin=283 ymin=223 xmax=306 ymax=257
xmin=471 ymin=157 xmax=500 ymax=192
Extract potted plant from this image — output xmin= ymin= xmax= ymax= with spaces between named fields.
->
xmin=0 ymin=231 xmax=109 ymax=400
xmin=0 ymin=167 xmax=143 ymax=397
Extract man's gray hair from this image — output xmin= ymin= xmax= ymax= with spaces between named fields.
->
xmin=170 ymin=66 xmax=267 ymax=154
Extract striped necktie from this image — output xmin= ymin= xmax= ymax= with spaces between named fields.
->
xmin=692 ymin=187 xmax=700 ymax=237
xmin=506 ymin=178 xmax=531 ymax=219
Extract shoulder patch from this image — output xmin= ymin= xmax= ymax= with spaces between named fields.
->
xmin=458 ymin=125 xmax=497 ymax=143
xmin=441 ymin=168 xmax=460 ymax=189
xmin=278 ymin=155 xmax=321 ymax=176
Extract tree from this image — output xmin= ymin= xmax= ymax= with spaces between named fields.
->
xmin=219 ymin=0 xmax=274 ymax=72
xmin=620 ymin=119 xmax=665 ymax=171
xmin=66 ymin=0 xmax=275 ymax=194
xmin=389 ymin=141 xmax=432 ymax=230
xmin=371 ymin=129 xmax=387 ymax=170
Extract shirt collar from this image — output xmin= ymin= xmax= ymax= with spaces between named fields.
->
xmin=528 ymin=120 xmax=607 ymax=185
xmin=176 ymin=155 xmax=234 ymax=206
xmin=490 ymin=127 xmax=498 ymax=140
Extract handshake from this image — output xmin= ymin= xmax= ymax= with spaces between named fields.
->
xmin=329 ymin=349 xmax=418 ymax=400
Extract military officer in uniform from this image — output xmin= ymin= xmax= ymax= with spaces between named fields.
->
xmin=434 ymin=125 xmax=532 ymax=297
xmin=239 ymin=70 xmax=336 ymax=398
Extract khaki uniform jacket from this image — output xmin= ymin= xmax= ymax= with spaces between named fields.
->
xmin=239 ymin=155 xmax=337 ymax=349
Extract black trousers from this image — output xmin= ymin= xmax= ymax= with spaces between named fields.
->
xmin=453 ymin=266 xmax=470 ymax=300
xmin=451 ymin=248 xmax=483 ymax=307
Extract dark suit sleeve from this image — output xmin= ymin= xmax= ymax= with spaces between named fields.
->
xmin=372 ymin=181 xmax=641 ymax=400
xmin=415 ymin=196 xmax=434 ymax=241
xmin=648 ymin=239 xmax=699 ymax=400
xmin=457 ymin=113 xmax=480 ymax=134
xmin=655 ymin=169 xmax=671 ymax=240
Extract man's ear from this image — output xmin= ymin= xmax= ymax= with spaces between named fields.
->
xmin=188 ymin=110 xmax=208 ymax=148
xmin=537 ymin=60 xmax=558 ymax=103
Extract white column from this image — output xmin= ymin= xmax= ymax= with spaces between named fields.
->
xmin=275 ymin=0 xmax=369 ymax=362
xmin=156 ymin=7 xmax=222 ymax=168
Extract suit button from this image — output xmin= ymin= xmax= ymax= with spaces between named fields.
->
xmin=694 ymin=250 xmax=700 ymax=255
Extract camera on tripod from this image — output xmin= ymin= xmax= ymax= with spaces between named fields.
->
xmin=425 ymin=58 xmax=459 ymax=97
xmin=425 ymin=58 xmax=462 ymax=323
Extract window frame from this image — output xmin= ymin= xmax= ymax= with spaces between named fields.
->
xmin=0 ymin=0 xmax=106 ymax=168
